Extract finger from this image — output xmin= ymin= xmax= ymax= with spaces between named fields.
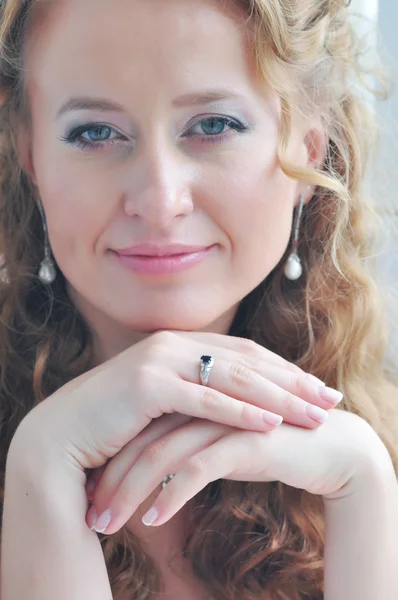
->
xmin=142 ymin=430 xmax=258 ymax=526
xmin=90 ymin=420 xmax=228 ymax=534
xmin=143 ymin=334 xmax=339 ymax=426
xmin=144 ymin=408 xmax=364 ymax=525
xmin=239 ymin=362 xmax=341 ymax=409
xmin=143 ymin=335 xmax=339 ymax=430
xmin=158 ymin=377 xmax=284 ymax=432
xmin=89 ymin=413 xmax=193 ymax=506
xmin=184 ymin=357 xmax=335 ymax=428
xmin=170 ymin=330 xmax=325 ymax=384
xmin=155 ymin=333 xmax=341 ymax=415
xmin=161 ymin=340 xmax=341 ymax=425
xmin=167 ymin=349 xmax=330 ymax=428
xmin=86 ymin=464 xmax=108 ymax=500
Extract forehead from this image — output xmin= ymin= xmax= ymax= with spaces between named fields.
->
xmin=25 ymin=0 xmax=260 ymax=106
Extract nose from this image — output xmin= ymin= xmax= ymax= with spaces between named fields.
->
xmin=123 ymin=145 xmax=195 ymax=229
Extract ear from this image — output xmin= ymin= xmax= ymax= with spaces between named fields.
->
xmin=15 ymin=125 xmax=38 ymax=186
xmin=304 ymin=124 xmax=327 ymax=172
xmin=296 ymin=119 xmax=328 ymax=206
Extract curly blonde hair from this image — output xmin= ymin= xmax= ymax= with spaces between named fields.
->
xmin=0 ymin=1 xmax=397 ymax=599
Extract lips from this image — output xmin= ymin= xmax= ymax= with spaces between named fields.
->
xmin=112 ymin=244 xmax=215 ymax=276
xmin=114 ymin=243 xmax=210 ymax=257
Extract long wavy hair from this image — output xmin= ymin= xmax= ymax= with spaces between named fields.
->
xmin=0 ymin=1 xmax=397 ymax=599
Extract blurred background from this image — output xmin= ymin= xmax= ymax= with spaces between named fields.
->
xmin=378 ymin=2 xmax=398 ymax=131
xmin=374 ymin=0 xmax=398 ymax=360
xmin=349 ymin=0 xmax=397 ymax=365
xmin=377 ymin=0 xmax=398 ymax=223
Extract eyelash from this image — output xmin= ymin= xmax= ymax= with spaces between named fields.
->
xmin=58 ymin=116 xmax=250 ymax=153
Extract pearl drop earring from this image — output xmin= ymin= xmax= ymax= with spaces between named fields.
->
xmin=283 ymin=186 xmax=309 ymax=281
xmin=37 ymin=200 xmax=57 ymax=284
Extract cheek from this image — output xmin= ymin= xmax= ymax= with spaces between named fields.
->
xmin=34 ymin=156 xmax=113 ymax=261
xmin=30 ymin=114 xmax=113 ymax=258
xmin=40 ymin=176 xmax=104 ymax=262
xmin=208 ymin=154 xmax=295 ymax=273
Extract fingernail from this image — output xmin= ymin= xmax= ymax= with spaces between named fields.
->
xmin=142 ymin=506 xmax=158 ymax=526
xmin=306 ymin=374 xmax=326 ymax=386
xmin=87 ymin=504 xmax=98 ymax=530
xmin=319 ymin=387 xmax=343 ymax=406
xmin=306 ymin=404 xmax=329 ymax=423
xmin=94 ymin=509 xmax=112 ymax=534
xmin=262 ymin=412 xmax=283 ymax=426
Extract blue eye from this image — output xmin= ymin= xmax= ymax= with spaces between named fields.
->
xmin=80 ymin=125 xmax=116 ymax=142
xmin=58 ymin=123 xmax=124 ymax=151
xmin=58 ymin=116 xmax=250 ymax=153
xmin=185 ymin=116 xmax=248 ymax=142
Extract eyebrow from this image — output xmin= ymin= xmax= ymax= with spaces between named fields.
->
xmin=56 ymin=89 xmax=247 ymax=119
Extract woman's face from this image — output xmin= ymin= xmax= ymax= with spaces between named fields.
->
xmin=20 ymin=0 xmax=321 ymax=351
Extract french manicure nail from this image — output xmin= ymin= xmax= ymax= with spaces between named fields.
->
xmin=319 ymin=387 xmax=343 ymax=405
xmin=94 ymin=509 xmax=112 ymax=534
xmin=306 ymin=404 xmax=329 ymax=423
xmin=142 ymin=506 xmax=159 ymax=526
xmin=87 ymin=504 xmax=98 ymax=530
xmin=262 ymin=412 xmax=283 ymax=427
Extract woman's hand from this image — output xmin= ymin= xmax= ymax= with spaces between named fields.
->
xmin=86 ymin=408 xmax=392 ymax=534
xmin=17 ymin=330 xmax=342 ymax=499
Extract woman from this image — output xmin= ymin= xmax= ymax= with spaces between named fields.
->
xmin=0 ymin=0 xmax=397 ymax=598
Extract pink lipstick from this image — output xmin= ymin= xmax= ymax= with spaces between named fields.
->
xmin=112 ymin=243 xmax=215 ymax=276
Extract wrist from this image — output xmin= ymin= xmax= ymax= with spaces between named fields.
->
xmin=2 ymin=423 xmax=112 ymax=600
xmin=323 ymin=450 xmax=396 ymax=502
xmin=6 ymin=419 xmax=85 ymax=494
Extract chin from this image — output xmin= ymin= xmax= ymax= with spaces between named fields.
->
xmin=117 ymin=300 xmax=238 ymax=334
xmin=117 ymin=311 xmax=218 ymax=334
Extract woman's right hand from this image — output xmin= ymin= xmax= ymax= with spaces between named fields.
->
xmin=15 ymin=330 xmax=342 ymax=474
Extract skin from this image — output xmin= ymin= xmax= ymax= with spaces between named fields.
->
xmin=15 ymin=0 xmax=325 ymax=592
xmin=18 ymin=0 xmax=324 ymax=363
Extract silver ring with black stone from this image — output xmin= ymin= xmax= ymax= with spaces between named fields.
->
xmin=161 ymin=474 xmax=175 ymax=489
xmin=199 ymin=354 xmax=214 ymax=386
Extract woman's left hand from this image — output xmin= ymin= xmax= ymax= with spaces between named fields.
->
xmin=85 ymin=409 xmax=392 ymax=534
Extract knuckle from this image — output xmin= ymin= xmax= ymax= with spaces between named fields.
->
xmin=142 ymin=331 xmax=177 ymax=363
xmin=144 ymin=343 xmax=166 ymax=364
xmin=238 ymin=400 xmax=253 ymax=424
xmin=134 ymin=364 xmax=158 ymax=393
xmin=291 ymin=373 xmax=303 ymax=391
xmin=186 ymin=454 xmax=208 ymax=478
xmin=151 ymin=330 xmax=177 ymax=348
xmin=281 ymin=391 xmax=299 ymax=413
xmin=285 ymin=360 xmax=302 ymax=375
xmin=235 ymin=337 xmax=260 ymax=357
xmin=142 ymin=438 xmax=168 ymax=466
xmin=241 ymin=352 xmax=260 ymax=372
xmin=200 ymin=387 xmax=220 ymax=412
xmin=228 ymin=362 xmax=252 ymax=387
